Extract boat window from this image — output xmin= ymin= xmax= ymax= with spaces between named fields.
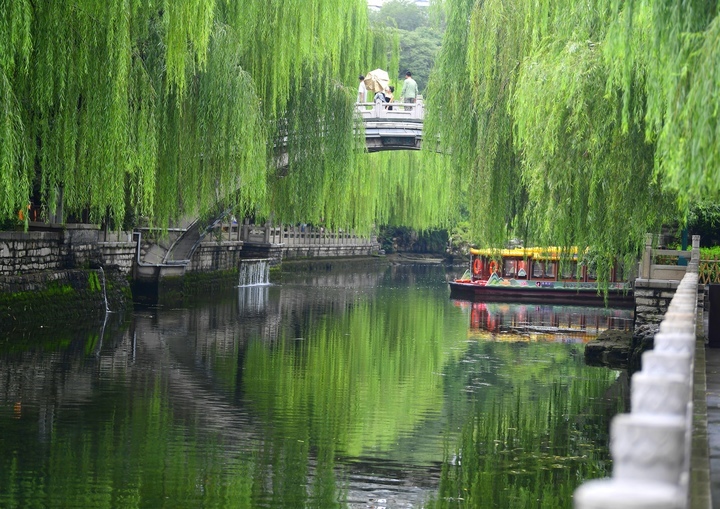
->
xmin=561 ymin=262 xmax=577 ymax=279
xmin=517 ymin=260 xmax=528 ymax=278
xmin=532 ymin=261 xmax=544 ymax=278
xmin=544 ymin=262 xmax=556 ymax=278
xmin=587 ymin=266 xmax=597 ymax=280
xmin=503 ymin=259 xmax=516 ymax=277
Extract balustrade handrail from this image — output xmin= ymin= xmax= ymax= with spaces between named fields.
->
xmin=639 ymin=233 xmax=701 ymax=281
xmin=575 ymin=236 xmax=701 ymax=508
xmin=235 ymin=222 xmax=376 ymax=247
xmin=356 ymin=100 xmax=424 ymax=121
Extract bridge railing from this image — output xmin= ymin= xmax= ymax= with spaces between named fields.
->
xmin=575 ymin=263 xmax=701 ymax=507
xmin=235 ymin=221 xmax=376 ymax=247
xmin=639 ymin=233 xmax=700 ymax=281
xmin=267 ymin=225 xmax=376 ymax=247
xmin=356 ymin=100 xmax=424 ymax=121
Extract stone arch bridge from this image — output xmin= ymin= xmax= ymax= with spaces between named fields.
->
xmin=136 ymin=102 xmax=425 ymax=280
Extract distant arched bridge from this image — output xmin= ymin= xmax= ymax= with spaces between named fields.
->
xmin=357 ymin=101 xmax=424 ymax=152
xmin=136 ymin=101 xmax=425 ymax=277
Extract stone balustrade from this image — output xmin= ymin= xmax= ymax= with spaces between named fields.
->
xmin=574 ymin=267 xmax=701 ymax=508
xmin=233 ymin=221 xmax=379 ymax=252
xmin=356 ymin=100 xmax=425 ymax=120
xmin=635 ymin=235 xmax=701 ymax=326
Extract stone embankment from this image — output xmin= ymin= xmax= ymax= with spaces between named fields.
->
xmin=0 ymin=228 xmax=135 ymax=330
xmin=584 ymin=324 xmax=664 ymax=372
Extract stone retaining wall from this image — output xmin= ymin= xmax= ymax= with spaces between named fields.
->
xmin=190 ymin=240 xmax=244 ymax=272
xmin=1 ymin=229 xmax=135 ymax=329
xmin=0 ymin=229 xmax=135 ymax=276
xmin=240 ymin=243 xmax=284 ymax=266
xmin=0 ymin=232 xmax=65 ymax=275
xmin=2 ymin=228 xmax=382 ymax=288
xmin=635 ymin=278 xmax=705 ymax=327
xmin=634 ymin=279 xmax=680 ymax=326
xmin=0 ymin=268 xmax=131 ymax=330
xmin=281 ymin=244 xmax=379 ymax=260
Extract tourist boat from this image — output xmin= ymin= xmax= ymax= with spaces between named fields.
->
xmin=449 ymin=247 xmax=634 ymax=307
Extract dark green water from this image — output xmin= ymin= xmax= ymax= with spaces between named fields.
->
xmin=0 ymin=263 xmax=631 ymax=508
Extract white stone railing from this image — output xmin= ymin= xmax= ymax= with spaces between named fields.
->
xmin=266 ymin=225 xmax=376 ymax=247
xmin=574 ymin=265 xmax=700 ymax=508
xmin=639 ymin=233 xmax=700 ymax=281
xmin=233 ymin=221 xmax=376 ymax=247
xmin=356 ymin=100 xmax=425 ymax=120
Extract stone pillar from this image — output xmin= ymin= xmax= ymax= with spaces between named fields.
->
xmin=641 ymin=233 xmax=653 ymax=279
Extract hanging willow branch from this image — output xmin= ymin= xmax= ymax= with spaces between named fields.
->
xmin=424 ymin=0 xmax=692 ymax=272
xmin=0 ymin=0 xmax=415 ymax=233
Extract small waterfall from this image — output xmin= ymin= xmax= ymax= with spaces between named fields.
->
xmin=238 ymin=259 xmax=270 ymax=287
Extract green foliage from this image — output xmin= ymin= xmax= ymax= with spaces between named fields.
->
xmin=687 ymin=203 xmax=720 ymax=247
xmin=447 ymin=220 xmax=473 ymax=257
xmin=369 ymin=1 xmax=443 ymax=92
xmin=88 ymin=271 xmax=101 ymax=292
xmin=379 ymin=225 xmax=448 ymax=254
xmin=370 ymin=0 xmax=429 ymax=32
xmin=605 ymin=1 xmax=720 ymax=204
xmin=701 ymin=246 xmax=720 ymax=259
xmin=0 ymin=0 xmax=405 ymax=233
xmin=423 ymin=0 xmax=701 ymax=280
xmin=397 ymin=27 xmax=442 ymax=93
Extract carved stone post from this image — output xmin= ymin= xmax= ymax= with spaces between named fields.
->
xmin=611 ymin=414 xmax=687 ymax=485
xmin=631 ymin=372 xmax=690 ymax=417
xmin=641 ymin=233 xmax=653 ymax=279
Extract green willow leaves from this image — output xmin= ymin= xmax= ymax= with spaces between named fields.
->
xmin=0 ymin=0 xmax=411 ymax=232
xmin=424 ymin=0 xmax=719 ymax=270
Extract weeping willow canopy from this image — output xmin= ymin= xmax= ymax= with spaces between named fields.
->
xmin=424 ymin=0 xmax=720 ymax=275
xmin=6 ymin=0 xmax=714 ymax=258
xmin=1 ymin=0 xmax=447 ymax=233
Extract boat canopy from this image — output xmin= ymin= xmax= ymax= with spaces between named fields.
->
xmin=469 ymin=246 xmax=581 ymax=261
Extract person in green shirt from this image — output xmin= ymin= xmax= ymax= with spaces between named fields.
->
xmin=401 ymin=71 xmax=418 ymax=110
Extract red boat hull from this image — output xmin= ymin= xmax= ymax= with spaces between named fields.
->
xmin=449 ymin=280 xmax=634 ymax=308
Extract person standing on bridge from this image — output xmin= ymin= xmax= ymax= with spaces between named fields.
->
xmin=385 ymin=86 xmax=394 ymax=110
xmin=358 ymin=75 xmax=368 ymax=103
xmin=401 ymin=71 xmax=418 ymax=110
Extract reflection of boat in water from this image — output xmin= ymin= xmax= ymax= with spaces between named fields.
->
xmin=449 ymin=247 xmax=634 ymax=307
xmin=454 ymin=300 xmax=634 ymax=344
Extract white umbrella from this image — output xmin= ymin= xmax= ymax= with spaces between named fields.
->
xmin=364 ymin=69 xmax=390 ymax=93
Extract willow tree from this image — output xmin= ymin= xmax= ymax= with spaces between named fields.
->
xmin=0 ymin=0 xmax=409 ymax=232
xmin=425 ymin=0 xmax=719 ymax=274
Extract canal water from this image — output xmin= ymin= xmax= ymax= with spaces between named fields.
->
xmin=0 ymin=263 xmax=632 ymax=508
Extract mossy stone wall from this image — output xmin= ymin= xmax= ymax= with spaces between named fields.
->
xmin=0 ymin=268 xmax=131 ymax=331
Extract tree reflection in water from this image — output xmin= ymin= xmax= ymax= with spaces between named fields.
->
xmin=0 ymin=264 xmax=628 ymax=508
